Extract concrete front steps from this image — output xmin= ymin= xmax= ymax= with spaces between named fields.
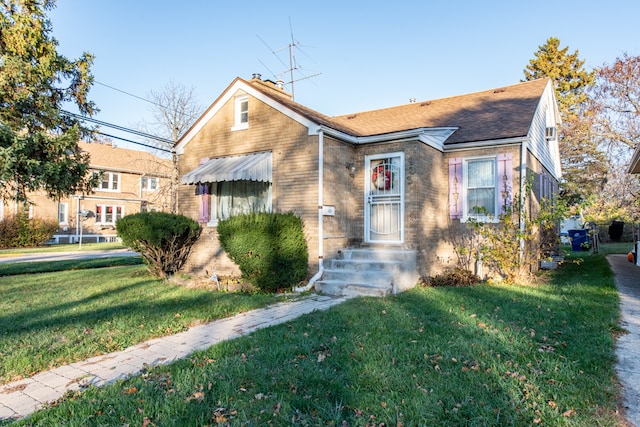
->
xmin=314 ymin=248 xmax=417 ymax=297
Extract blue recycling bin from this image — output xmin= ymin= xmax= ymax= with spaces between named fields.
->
xmin=568 ymin=229 xmax=589 ymax=251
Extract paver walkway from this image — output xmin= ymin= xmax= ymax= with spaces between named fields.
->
xmin=0 ymin=294 xmax=350 ymax=421
xmin=608 ymin=254 xmax=640 ymax=427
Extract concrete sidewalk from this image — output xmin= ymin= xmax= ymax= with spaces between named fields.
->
xmin=608 ymin=254 xmax=640 ymax=427
xmin=0 ymin=249 xmax=139 ymax=264
xmin=0 ymin=294 xmax=350 ymax=421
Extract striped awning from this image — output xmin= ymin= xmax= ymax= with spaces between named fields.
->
xmin=181 ymin=151 xmax=272 ymax=184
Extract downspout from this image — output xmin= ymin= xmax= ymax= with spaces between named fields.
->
xmin=519 ymin=139 xmax=528 ymax=261
xmin=294 ymin=128 xmax=324 ymax=292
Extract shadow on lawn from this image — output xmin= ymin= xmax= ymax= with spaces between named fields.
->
xmin=29 ymin=272 xmax=619 ymax=426
xmin=10 ymin=256 xmax=622 ymax=426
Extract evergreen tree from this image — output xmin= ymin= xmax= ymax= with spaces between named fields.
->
xmin=0 ymin=0 xmax=97 ymax=204
xmin=524 ymin=37 xmax=595 ymax=117
xmin=524 ymin=37 xmax=604 ymax=206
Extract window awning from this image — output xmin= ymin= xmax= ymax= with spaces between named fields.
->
xmin=181 ymin=151 xmax=272 ymax=184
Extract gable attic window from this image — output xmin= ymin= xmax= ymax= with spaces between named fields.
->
xmin=545 ymin=126 xmax=557 ymax=141
xmin=232 ymin=95 xmax=249 ymax=131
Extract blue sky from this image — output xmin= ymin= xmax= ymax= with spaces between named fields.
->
xmin=49 ymin=0 xmax=640 ymax=150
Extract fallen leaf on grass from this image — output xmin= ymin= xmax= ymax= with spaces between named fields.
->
xmin=562 ymin=409 xmax=575 ymax=417
xmin=186 ymin=391 xmax=205 ymax=402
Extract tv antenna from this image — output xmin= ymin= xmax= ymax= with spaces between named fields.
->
xmin=257 ymin=18 xmax=321 ymax=100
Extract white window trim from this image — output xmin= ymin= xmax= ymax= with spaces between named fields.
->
xmin=94 ymin=171 xmax=121 ymax=192
xmin=58 ymin=202 xmax=69 ymax=225
xmin=545 ymin=126 xmax=557 ymax=142
xmin=95 ymin=204 xmax=124 ymax=225
xmin=231 ymin=95 xmax=249 ymax=131
xmin=462 ymin=156 xmax=499 ymax=223
xmin=141 ymin=176 xmax=158 ymax=191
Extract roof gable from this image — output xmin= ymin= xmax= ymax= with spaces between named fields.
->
xmin=174 ymin=77 xmax=326 ymax=154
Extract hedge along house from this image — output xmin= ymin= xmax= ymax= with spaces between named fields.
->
xmin=174 ymin=75 xmax=562 ymax=296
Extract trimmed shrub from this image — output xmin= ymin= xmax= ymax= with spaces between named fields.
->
xmin=0 ymin=213 xmax=58 ymax=248
xmin=217 ymin=212 xmax=308 ymax=292
xmin=116 ymin=212 xmax=201 ymax=278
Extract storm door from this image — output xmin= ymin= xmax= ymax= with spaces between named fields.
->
xmin=365 ymin=153 xmax=404 ymax=243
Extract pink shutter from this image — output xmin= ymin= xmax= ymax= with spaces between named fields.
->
xmin=197 ymin=184 xmax=210 ymax=223
xmin=448 ymin=158 xmax=463 ymax=219
xmin=198 ymin=158 xmax=210 ymax=223
xmin=497 ymin=153 xmax=513 ymax=213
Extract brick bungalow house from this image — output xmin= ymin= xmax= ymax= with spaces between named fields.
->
xmin=174 ymin=75 xmax=561 ymax=295
xmin=1 ymin=141 xmax=172 ymax=244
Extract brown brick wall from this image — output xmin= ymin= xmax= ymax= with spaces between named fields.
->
xmin=177 ymin=87 xmax=541 ymax=284
xmin=178 ymin=91 xmax=323 ymax=277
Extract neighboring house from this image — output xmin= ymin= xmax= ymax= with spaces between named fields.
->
xmin=3 ymin=141 xmax=173 ymax=244
xmin=174 ymin=74 xmax=562 ymax=295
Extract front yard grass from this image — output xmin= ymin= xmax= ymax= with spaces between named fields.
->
xmin=2 ymin=247 xmax=626 ymax=426
xmin=0 ymin=264 xmax=280 ymax=386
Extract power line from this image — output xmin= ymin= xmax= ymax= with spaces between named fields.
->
xmin=93 ymin=80 xmax=202 ymax=121
xmin=94 ymin=80 xmax=162 ymax=108
xmin=62 ymin=110 xmax=174 ymax=145
xmin=94 ymin=131 xmax=172 ymax=153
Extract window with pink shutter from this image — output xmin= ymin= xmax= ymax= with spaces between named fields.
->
xmin=449 ymin=154 xmax=513 ymax=222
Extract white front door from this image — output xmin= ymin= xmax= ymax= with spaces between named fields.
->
xmin=365 ymin=153 xmax=404 ymax=243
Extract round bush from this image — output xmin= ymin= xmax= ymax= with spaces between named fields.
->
xmin=217 ymin=212 xmax=308 ymax=292
xmin=116 ymin=212 xmax=201 ymax=278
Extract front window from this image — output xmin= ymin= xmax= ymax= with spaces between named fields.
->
xmin=95 ymin=204 xmax=124 ymax=225
xmin=198 ymin=180 xmax=271 ymax=224
xmin=94 ymin=171 xmax=120 ymax=192
xmin=464 ymin=158 xmax=497 ymax=220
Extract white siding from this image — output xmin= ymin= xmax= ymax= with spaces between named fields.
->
xmin=527 ymin=82 xmax=562 ymax=180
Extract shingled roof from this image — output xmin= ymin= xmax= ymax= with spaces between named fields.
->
xmin=250 ymin=78 xmax=550 ymax=144
xmin=79 ymin=141 xmax=172 ymax=175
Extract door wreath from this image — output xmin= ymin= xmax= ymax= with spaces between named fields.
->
xmin=371 ymin=164 xmax=391 ymax=190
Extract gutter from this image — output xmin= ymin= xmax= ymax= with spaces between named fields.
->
xmin=319 ymin=125 xmax=457 ymax=148
xmin=294 ymin=128 xmax=324 ymax=292
xmin=519 ymin=138 xmax=529 ymax=260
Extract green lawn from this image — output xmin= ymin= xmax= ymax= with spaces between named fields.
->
xmin=0 ymin=256 xmax=143 ymax=276
xmin=1 ymin=245 xmax=627 ymax=426
xmin=0 ymin=264 xmax=281 ymax=386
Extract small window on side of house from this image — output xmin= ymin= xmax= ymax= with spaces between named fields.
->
xmin=58 ymin=202 xmax=68 ymax=224
xmin=545 ymin=126 xmax=557 ymax=141
xmin=232 ymin=95 xmax=249 ymax=131
xmin=141 ymin=176 xmax=158 ymax=191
